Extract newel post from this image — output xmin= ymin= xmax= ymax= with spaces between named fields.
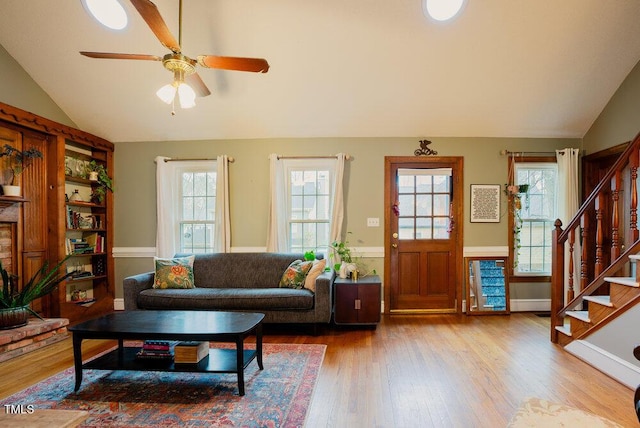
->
xmin=551 ymin=219 xmax=564 ymax=343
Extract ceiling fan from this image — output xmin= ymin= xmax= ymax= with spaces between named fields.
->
xmin=80 ymin=0 xmax=269 ymax=108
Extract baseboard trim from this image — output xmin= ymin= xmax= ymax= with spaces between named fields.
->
xmin=510 ymin=299 xmax=550 ymax=312
xmin=565 ymin=340 xmax=640 ymax=390
xmin=114 ymin=298 xmax=125 ymax=311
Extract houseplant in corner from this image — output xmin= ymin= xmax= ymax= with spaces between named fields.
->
xmin=86 ymin=160 xmax=113 ymax=204
xmin=0 ymin=257 xmax=72 ymax=329
xmin=0 ymin=144 xmax=43 ymax=196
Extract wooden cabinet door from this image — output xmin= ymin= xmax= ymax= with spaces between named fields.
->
xmin=20 ymin=130 xmax=49 ymax=315
xmin=358 ymin=284 xmax=381 ymax=323
xmin=334 ymin=283 xmax=359 ymax=323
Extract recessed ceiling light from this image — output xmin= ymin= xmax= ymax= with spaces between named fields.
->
xmin=423 ymin=0 xmax=466 ymax=22
xmin=82 ymin=0 xmax=128 ymax=30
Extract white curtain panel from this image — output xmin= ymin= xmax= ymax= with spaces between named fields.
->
xmin=266 ymin=154 xmax=287 ymax=252
xmin=557 ymin=148 xmax=580 ymax=303
xmin=214 ymin=155 xmax=231 ymax=253
xmin=155 ymin=156 xmax=177 ymax=258
xmin=330 ymin=153 xmax=346 ymax=244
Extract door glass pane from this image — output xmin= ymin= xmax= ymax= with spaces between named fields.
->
xmin=398 ymin=175 xmax=415 ymax=193
xmin=416 ymin=217 xmax=432 ymax=239
xmin=416 ymin=175 xmax=432 ymax=193
xmin=397 ymin=168 xmax=452 ymax=240
xmin=433 ymin=175 xmax=450 ymax=193
xmin=398 ymin=218 xmax=414 ymax=239
xmin=398 ymin=195 xmax=415 ymax=216
xmin=416 ymin=194 xmax=431 ymax=216
xmin=433 ymin=218 xmax=449 ymax=239
xmin=433 ymin=195 xmax=450 ymax=216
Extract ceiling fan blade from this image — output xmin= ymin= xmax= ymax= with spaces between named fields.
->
xmin=130 ymin=0 xmax=181 ymax=53
xmin=80 ymin=51 xmax=162 ymax=61
xmin=197 ymin=55 xmax=270 ymax=73
xmin=186 ymin=72 xmax=211 ymax=97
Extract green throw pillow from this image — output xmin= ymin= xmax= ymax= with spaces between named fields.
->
xmin=153 ymin=255 xmax=195 ymax=289
xmin=279 ymin=260 xmax=313 ymax=289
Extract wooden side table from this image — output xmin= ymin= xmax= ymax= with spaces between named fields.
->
xmin=334 ymin=275 xmax=381 ymax=325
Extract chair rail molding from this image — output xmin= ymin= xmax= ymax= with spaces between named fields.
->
xmin=463 ymin=246 xmax=509 ymax=258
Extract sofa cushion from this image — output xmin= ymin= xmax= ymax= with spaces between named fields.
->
xmin=304 ymin=259 xmax=326 ymax=292
xmin=153 ymin=255 xmax=195 ymax=289
xmin=138 ymin=287 xmax=315 ymax=311
xmin=174 ymin=253 xmax=306 ymax=289
xmin=279 ymin=260 xmax=313 ymax=289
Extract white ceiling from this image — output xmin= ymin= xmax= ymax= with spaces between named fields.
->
xmin=1 ymin=0 xmax=640 ymax=143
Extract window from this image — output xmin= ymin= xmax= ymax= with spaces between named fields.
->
xmin=397 ymin=168 xmax=452 ymax=240
xmin=512 ymin=161 xmax=558 ymax=276
xmin=177 ymin=167 xmax=216 ymax=254
xmin=286 ymin=164 xmax=333 ymax=253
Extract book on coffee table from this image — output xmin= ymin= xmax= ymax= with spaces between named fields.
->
xmin=136 ymin=340 xmax=176 ymax=361
xmin=174 ymin=341 xmax=209 ymax=363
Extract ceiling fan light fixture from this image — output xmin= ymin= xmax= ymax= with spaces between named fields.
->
xmin=82 ymin=0 xmax=128 ymax=30
xmin=423 ymin=0 xmax=466 ymax=22
xmin=177 ymin=83 xmax=196 ymax=109
xmin=156 ymin=84 xmax=177 ymax=104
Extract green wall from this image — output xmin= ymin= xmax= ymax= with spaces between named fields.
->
xmin=112 ymin=136 xmax=577 ymax=300
xmin=0 ymin=44 xmax=75 ymax=127
xmin=114 ymin=137 xmax=577 ymax=249
xmin=583 ymin=59 xmax=640 ymax=152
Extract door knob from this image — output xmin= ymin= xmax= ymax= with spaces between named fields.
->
xmin=392 ymin=232 xmax=398 ymax=238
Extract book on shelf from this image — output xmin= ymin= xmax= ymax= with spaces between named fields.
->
xmin=67 ymin=206 xmax=97 ymax=229
xmin=65 ymin=238 xmax=95 ymax=255
xmin=85 ymin=232 xmax=105 ymax=253
xmin=174 ymin=341 xmax=209 ymax=363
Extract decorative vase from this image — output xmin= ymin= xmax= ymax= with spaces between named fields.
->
xmin=88 ymin=171 xmax=99 ymax=181
xmin=0 ymin=306 xmax=29 ymax=329
xmin=339 ymin=262 xmax=348 ymax=279
xmin=2 ymin=185 xmax=20 ymax=197
xmin=69 ymin=189 xmax=83 ymax=202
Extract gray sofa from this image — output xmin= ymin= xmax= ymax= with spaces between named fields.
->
xmin=123 ymin=252 xmax=334 ymax=325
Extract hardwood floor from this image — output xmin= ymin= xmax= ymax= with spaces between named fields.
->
xmin=0 ymin=313 xmax=637 ymax=427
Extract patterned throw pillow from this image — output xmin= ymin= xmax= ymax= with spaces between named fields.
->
xmin=279 ymin=260 xmax=313 ymax=289
xmin=153 ymin=255 xmax=196 ymax=289
xmin=304 ymin=259 xmax=326 ymax=292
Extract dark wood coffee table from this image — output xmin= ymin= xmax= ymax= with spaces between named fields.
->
xmin=69 ymin=310 xmax=264 ymax=396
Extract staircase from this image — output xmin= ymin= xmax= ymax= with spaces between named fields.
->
xmin=478 ymin=260 xmax=507 ymax=311
xmin=555 ymin=253 xmax=640 ymax=346
xmin=468 ymin=259 xmax=507 ymax=311
xmin=551 ymin=131 xmax=640 ymax=344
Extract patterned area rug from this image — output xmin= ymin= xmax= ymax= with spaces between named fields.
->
xmin=508 ymin=397 xmax=624 ymax=427
xmin=1 ymin=343 xmax=325 ymax=427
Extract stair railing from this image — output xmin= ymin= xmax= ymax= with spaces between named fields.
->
xmin=551 ymin=131 xmax=640 ymax=343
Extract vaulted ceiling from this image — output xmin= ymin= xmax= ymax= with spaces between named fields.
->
xmin=1 ymin=0 xmax=640 ymax=143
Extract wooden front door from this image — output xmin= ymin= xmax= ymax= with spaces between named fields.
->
xmin=384 ymin=157 xmax=463 ymax=313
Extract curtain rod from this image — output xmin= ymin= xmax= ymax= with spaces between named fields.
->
xmin=276 ymin=154 xmax=351 ymax=160
xmin=164 ymin=157 xmax=234 ymax=163
xmin=500 ymin=150 xmax=561 ymax=156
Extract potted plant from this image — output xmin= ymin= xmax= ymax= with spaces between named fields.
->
xmin=86 ymin=160 xmax=113 ymax=203
xmin=0 ymin=257 xmax=73 ymax=329
xmin=331 ymin=234 xmax=357 ymax=279
xmin=0 ymin=144 xmax=43 ymax=196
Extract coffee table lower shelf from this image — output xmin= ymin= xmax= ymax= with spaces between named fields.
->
xmin=83 ymin=347 xmax=258 ymax=374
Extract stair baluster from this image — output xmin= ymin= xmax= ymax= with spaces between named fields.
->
xmin=551 ymin=131 xmax=640 ymax=344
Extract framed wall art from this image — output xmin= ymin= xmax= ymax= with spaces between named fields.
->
xmin=470 ymin=184 xmax=500 ymax=223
